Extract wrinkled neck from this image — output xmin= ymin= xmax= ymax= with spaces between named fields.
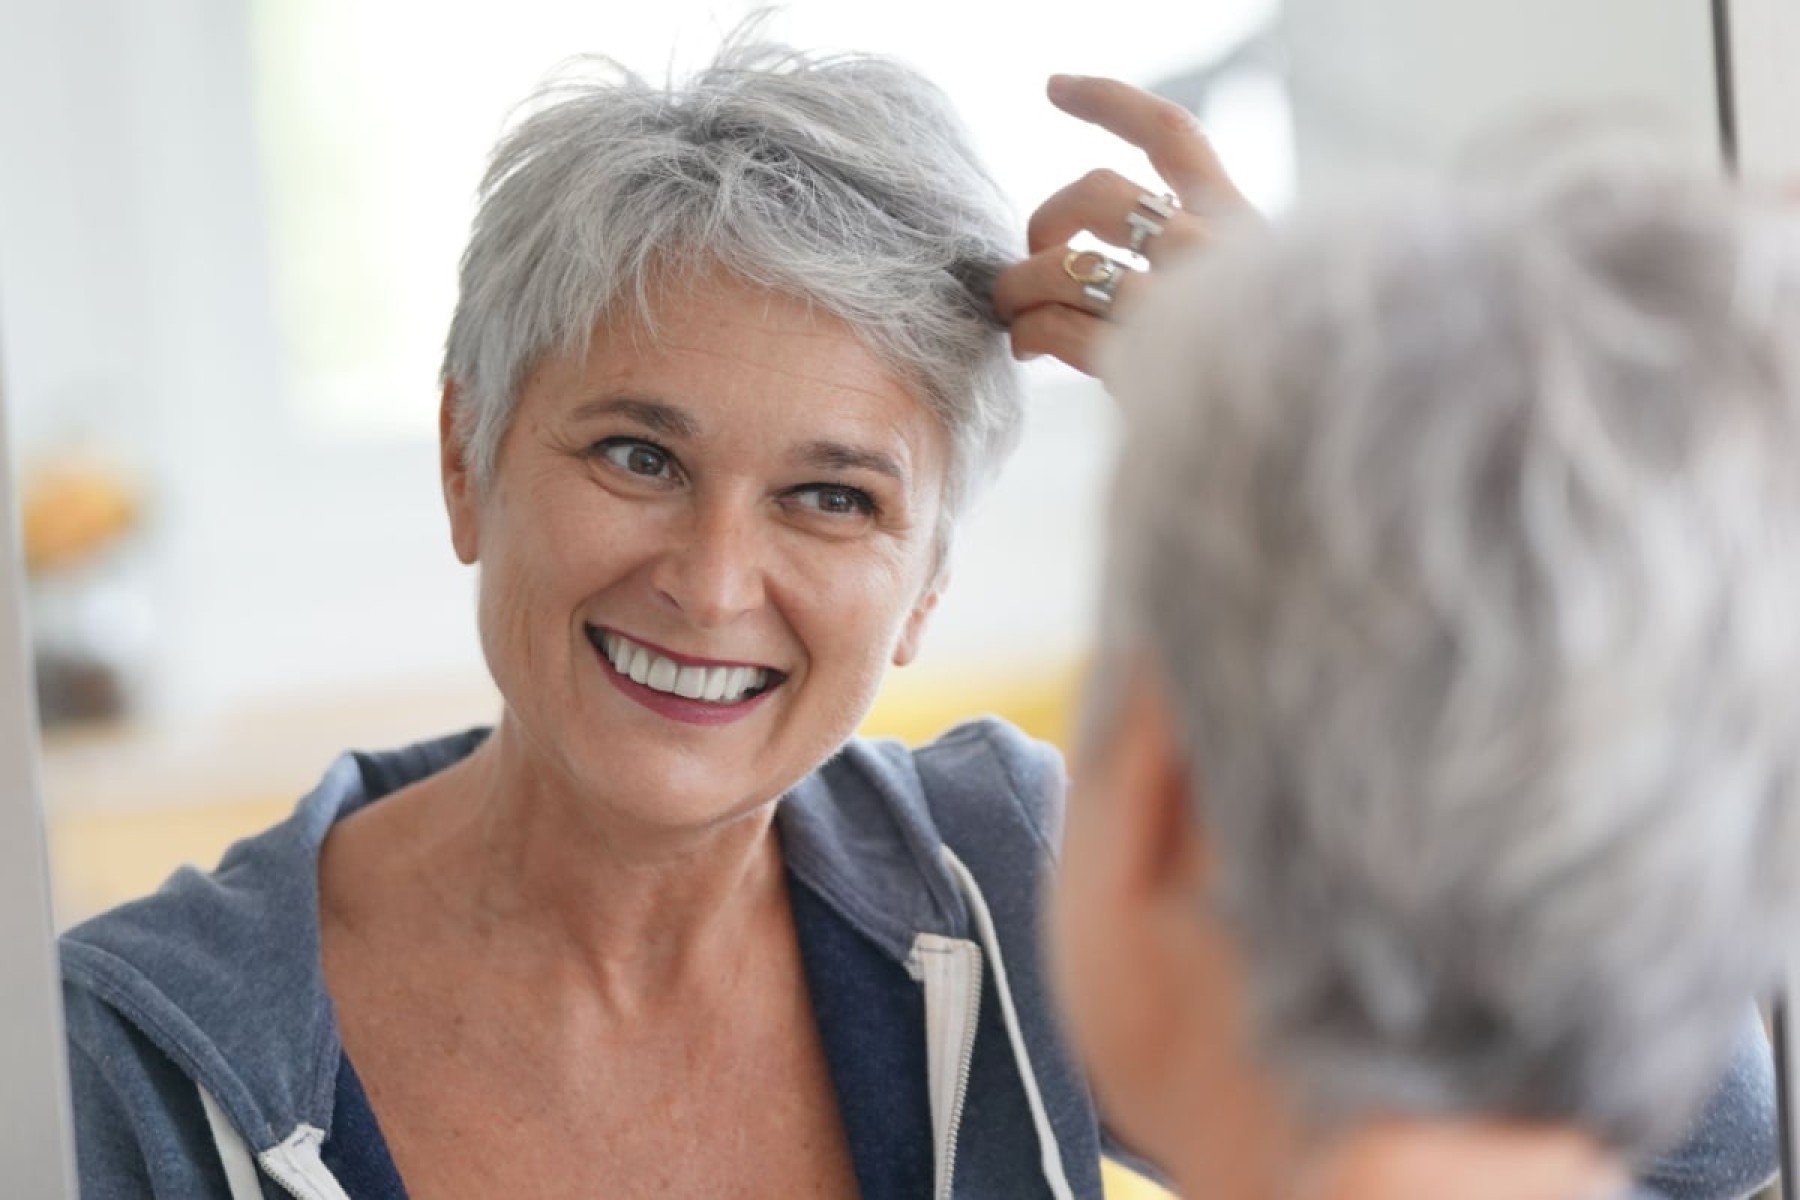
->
xmin=401 ymin=720 xmax=790 ymax=1013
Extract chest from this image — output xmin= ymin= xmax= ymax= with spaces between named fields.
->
xmin=334 ymin=959 xmax=857 ymax=1199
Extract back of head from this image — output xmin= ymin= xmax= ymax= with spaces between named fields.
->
xmin=442 ymin=31 xmax=1022 ymax=523
xmin=1100 ymin=145 xmax=1800 ymax=1156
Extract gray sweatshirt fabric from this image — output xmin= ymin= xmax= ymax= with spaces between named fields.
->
xmin=59 ymin=722 xmax=1779 ymax=1198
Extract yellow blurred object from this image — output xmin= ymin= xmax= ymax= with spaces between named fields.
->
xmin=859 ymin=655 xmax=1087 ymax=752
xmin=49 ymin=798 xmax=294 ymax=925
xmin=1103 ymin=1159 xmax=1177 ymax=1199
xmin=22 ymin=461 xmax=141 ymax=574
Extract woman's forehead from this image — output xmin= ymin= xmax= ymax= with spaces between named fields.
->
xmin=511 ymin=289 xmax=945 ymax=488
xmin=543 ymin=279 xmax=940 ymax=439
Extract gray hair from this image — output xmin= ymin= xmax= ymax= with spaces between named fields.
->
xmin=441 ymin=35 xmax=1023 ymax=547
xmin=1096 ymin=149 xmax=1800 ymax=1156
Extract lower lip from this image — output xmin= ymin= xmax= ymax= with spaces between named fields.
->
xmin=596 ymin=646 xmax=778 ymax=727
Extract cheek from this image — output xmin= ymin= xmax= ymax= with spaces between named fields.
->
xmin=784 ymin=541 xmax=929 ymax=670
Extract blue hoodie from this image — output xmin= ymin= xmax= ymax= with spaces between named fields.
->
xmin=60 ymin=721 xmax=1779 ymax=1199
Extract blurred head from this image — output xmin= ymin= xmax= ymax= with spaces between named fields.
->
xmin=1056 ymin=146 xmax=1800 ymax=1182
xmin=436 ymin=38 xmax=1021 ymax=826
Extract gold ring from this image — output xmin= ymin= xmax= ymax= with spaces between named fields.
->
xmin=1062 ymin=249 xmax=1115 ymax=286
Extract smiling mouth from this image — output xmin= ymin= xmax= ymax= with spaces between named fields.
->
xmin=587 ymin=627 xmax=785 ymax=704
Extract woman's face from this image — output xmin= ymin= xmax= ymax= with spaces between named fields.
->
xmin=444 ymin=269 xmax=950 ymax=828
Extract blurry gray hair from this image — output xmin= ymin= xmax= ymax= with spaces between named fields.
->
xmin=1097 ymin=147 xmax=1800 ymax=1156
xmin=441 ymin=35 xmax=1023 ymax=544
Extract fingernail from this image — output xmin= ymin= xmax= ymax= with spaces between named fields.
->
xmin=1047 ymin=74 xmax=1086 ymax=97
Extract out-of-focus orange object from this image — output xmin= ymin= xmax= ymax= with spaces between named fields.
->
xmin=21 ymin=462 xmax=140 ymax=574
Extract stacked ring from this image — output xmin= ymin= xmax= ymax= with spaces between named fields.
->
xmin=1062 ymin=249 xmax=1126 ymax=311
xmin=1126 ymin=192 xmax=1178 ymax=256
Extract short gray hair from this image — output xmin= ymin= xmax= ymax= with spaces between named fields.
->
xmin=441 ymin=35 xmax=1023 ymax=539
xmin=1098 ymin=149 xmax=1800 ymax=1156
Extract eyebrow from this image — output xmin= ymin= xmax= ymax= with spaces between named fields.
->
xmin=796 ymin=440 xmax=908 ymax=484
xmin=569 ymin=396 xmax=701 ymax=440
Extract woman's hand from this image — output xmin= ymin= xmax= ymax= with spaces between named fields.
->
xmin=994 ymin=74 xmax=1254 ymax=375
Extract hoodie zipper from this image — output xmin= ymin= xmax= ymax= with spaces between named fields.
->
xmin=907 ymin=934 xmax=985 ymax=1200
xmin=199 ymin=1085 xmax=352 ymax=1200
xmin=258 ymin=1128 xmax=352 ymax=1200
xmin=939 ymin=956 xmax=982 ymax=1200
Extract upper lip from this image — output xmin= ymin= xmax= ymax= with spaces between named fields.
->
xmin=586 ymin=625 xmax=785 ymax=676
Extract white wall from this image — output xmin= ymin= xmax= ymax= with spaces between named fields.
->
xmin=1728 ymin=0 xmax=1800 ymax=183
xmin=1281 ymin=0 xmax=1719 ymax=195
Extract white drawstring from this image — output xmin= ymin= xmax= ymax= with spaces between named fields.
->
xmin=942 ymin=847 xmax=1077 ymax=1200
xmin=199 ymin=1085 xmax=263 ymax=1200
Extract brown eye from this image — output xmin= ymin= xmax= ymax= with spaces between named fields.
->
xmin=595 ymin=439 xmax=677 ymax=481
xmin=791 ymin=485 xmax=877 ymax=518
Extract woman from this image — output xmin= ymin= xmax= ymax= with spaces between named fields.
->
xmin=1052 ymin=143 xmax=1800 ymax=1199
xmin=59 ymin=39 xmax=1776 ymax=1199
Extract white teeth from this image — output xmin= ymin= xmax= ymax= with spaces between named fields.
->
xmin=673 ymin=665 xmax=707 ymax=700
xmin=701 ymin=668 xmax=730 ymax=703
xmin=599 ymin=630 xmax=774 ymax=704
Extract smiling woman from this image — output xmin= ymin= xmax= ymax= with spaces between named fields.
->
xmin=55 ymin=36 xmax=1092 ymax=1200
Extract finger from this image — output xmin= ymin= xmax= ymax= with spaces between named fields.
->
xmin=1046 ymin=74 xmax=1247 ymax=212
xmin=993 ymin=246 xmax=1146 ymax=325
xmin=1026 ymin=167 xmax=1213 ymax=263
xmin=1009 ymin=304 xmax=1109 ymax=377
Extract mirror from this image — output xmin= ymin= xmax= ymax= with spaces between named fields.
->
xmin=0 ymin=4 xmax=1757 ymax=1198
xmin=0 ymin=337 xmax=77 ymax=1195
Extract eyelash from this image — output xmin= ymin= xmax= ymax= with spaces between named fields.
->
xmin=588 ymin=437 xmax=881 ymax=519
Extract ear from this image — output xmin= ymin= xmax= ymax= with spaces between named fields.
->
xmin=441 ymin=382 xmax=481 ymax=566
xmin=1103 ymin=662 xmax=1210 ymax=907
xmin=891 ymin=572 xmax=946 ymax=667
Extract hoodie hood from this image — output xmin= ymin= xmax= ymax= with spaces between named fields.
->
xmin=59 ymin=724 xmax=1011 ymax=1160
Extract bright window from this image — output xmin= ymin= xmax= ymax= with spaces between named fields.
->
xmin=248 ymin=0 xmax=1290 ymax=437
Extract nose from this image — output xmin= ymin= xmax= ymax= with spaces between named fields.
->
xmin=649 ymin=495 xmax=767 ymax=628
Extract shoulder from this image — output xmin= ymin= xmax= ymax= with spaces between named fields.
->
xmin=781 ymin=719 xmax=1068 ymax=953
xmin=62 ymin=978 xmax=234 ymax=1199
xmin=57 ymin=809 xmax=337 ymax=1155
xmin=1636 ymin=1005 xmax=1779 ymax=1200
xmin=907 ymin=717 xmax=1068 ymax=861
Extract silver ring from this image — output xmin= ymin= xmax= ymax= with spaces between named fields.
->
xmin=1081 ymin=256 xmax=1125 ymax=311
xmin=1127 ymin=192 xmax=1177 ymax=256
xmin=1126 ymin=210 xmax=1164 ymax=256
xmin=1140 ymin=192 xmax=1178 ymax=219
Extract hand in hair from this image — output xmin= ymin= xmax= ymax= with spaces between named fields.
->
xmin=993 ymin=75 xmax=1254 ymax=375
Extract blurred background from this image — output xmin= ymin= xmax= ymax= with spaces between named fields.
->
xmin=0 ymin=0 xmax=1720 ymax=929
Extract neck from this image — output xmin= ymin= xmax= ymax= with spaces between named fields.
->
xmin=1292 ymin=1118 xmax=1627 ymax=1200
xmin=389 ymin=720 xmax=790 ymax=1014
xmin=1151 ymin=1043 xmax=1624 ymax=1200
